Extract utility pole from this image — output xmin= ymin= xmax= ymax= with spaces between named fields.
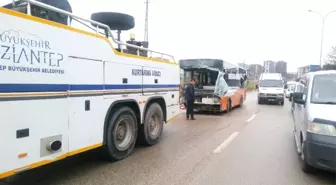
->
xmin=308 ymin=9 xmax=336 ymax=68
xmin=144 ymin=0 xmax=149 ymax=42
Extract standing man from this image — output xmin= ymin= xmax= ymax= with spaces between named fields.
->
xmin=185 ymin=79 xmax=196 ymax=120
xmin=224 ymin=69 xmax=229 ymax=82
xmin=240 ymin=76 xmax=244 ymax=88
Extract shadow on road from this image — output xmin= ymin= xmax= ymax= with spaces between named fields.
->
xmin=2 ymin=102 xmax=335 ymax=185
xmin=192 ymin=106 xmax=243 ymax=117
xmin=304 ymin=168 xmax=336 ymax=184
xmin=2 ymin=149 xmax=105 ymax=185
xmin=3 ymin=146 xmax=335 ymax=185
xmin=194 ymin=111 xmax=225 ymax=116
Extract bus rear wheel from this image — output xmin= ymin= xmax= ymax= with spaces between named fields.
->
xmin=104 ymin=107 xmax=138 ymax=161
xmin=238 ymin=96 xmax=243 ymax=107
xmin=138 ymin=103 xmax=164 ymax=146
xmin=226 ymin=99 xmax=232 ymax=113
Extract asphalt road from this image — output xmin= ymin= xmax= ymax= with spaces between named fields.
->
xmin=2 ymin=92 xmax=335 ymax=185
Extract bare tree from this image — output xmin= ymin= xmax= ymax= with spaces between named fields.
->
xmin=323 ymin=46 xmax=336 ymax=70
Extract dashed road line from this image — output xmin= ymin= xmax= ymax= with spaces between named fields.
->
xmin=246 ymin=113 xmax=257 ymax=123
xmin=213 ymin=132 xmax=239 ymax=154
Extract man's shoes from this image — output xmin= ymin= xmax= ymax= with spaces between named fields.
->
xmin=190 ymin=117 xmax=196 ymax=120
xmin=186 ymin=117 xmax=189 ymax=120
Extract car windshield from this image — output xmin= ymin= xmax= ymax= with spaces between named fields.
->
xmin=311 ymin=74 xmax=336 ymax=104
xmin=259 ymin=80 xmax=283 ymax=88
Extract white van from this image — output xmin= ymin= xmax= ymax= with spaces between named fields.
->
xmin=257 ymin=73 xmax=284 ymax=105
xmin=292 ymin=70 xmax=336 ymax=173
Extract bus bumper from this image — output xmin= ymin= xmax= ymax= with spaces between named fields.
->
xmin=193 ymin=103 xmax=222 ymax=113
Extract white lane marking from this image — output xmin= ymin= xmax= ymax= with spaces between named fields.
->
xmin=246 ymin=113 xmax=257 ymax=123
xmin=213 ymin=132 xmax=239 ymax=154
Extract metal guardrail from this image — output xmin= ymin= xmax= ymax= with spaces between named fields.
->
xmin=16 ymin=0 xmax=175 ymax=62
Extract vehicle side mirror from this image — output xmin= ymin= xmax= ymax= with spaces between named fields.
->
xmin=293 ymin=92 xmax=305 ymax=104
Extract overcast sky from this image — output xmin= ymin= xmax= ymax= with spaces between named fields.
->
xmin=2 ymin=0 xmax=336 ymax=72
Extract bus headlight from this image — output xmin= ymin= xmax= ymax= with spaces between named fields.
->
xmin=308 ymin=122 xmax=336 ymax=136
xmin=213 ymin=97 xmax=220 ymax=104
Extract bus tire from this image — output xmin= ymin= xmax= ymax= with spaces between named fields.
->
xmin=104 ymin=107 xmax=138 ymax=161
xmin=138 ymin=103 xmax=164 ymax=146
xmin=238 ymin=96 xmax=243 ymax=107
xmin=226 ymin=99 xmax=231 ymax=113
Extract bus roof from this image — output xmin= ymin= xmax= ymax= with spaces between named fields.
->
xmin=179 ymin=59 xmax=247 ymax=73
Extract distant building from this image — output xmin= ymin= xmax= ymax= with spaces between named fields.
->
xmin=263 ymin=60 xmax=287 ymax=74
xmin=263 ymin=60 xmax=276 ymax=73
xmin=275 ymin=61 xmax=287 ymax=76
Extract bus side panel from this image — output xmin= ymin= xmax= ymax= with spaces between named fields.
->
xmin=141 ymin=65 xmax=163 ymax=96
xmin=165 ymin=64 xmax=180 ymax=121
xmin=233 ymin=89 xmax=245 ymax=107
xmin=221 ymin=90 xmax=236 ymax=110
xmin=237 ymin=88 xmax=246 ymax=101
xmin=67 ymin=57 xmax=105 ymax=152
xmin=0 ymin=99 xmax=69 ymax=175
xmin=142 ymin=63 xmax=180 ymax=121
xmin=220 ymin=96 xmax=229 ymax=111
xmin=104 ymin=60 xmax=143 ymax=97
xmin=0 ymin=10 xmax=70 ymax=173
xmin=103 ymin=60 xmax=143 ymax=112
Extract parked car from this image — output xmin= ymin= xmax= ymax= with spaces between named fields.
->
xmin=285 ymin=84 xmax=295 ymax=99
xmin=284 ymin=81 xmax=296 ymax=93
xmin=291 ymin=82 xmax=302 ymax=113
xmin=292 ymin=70 xmax=336 ymax=173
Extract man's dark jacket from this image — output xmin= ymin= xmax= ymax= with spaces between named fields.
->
xmin=184 ymin=84 xmax=195 ymax=101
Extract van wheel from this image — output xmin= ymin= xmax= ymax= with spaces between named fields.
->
xmin=300 ymin=141 xmax=314 ymax=173
xmin=104 ymin=107 xmax=137 ymax=161
xmin=258 ymin=98 xmax=262 ymax=104
xmin=138 ymin=103 xmax=164 ymax=146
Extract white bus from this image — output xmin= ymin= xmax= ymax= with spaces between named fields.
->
xmin=0 ymin=0 xmax=180 ymax=179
